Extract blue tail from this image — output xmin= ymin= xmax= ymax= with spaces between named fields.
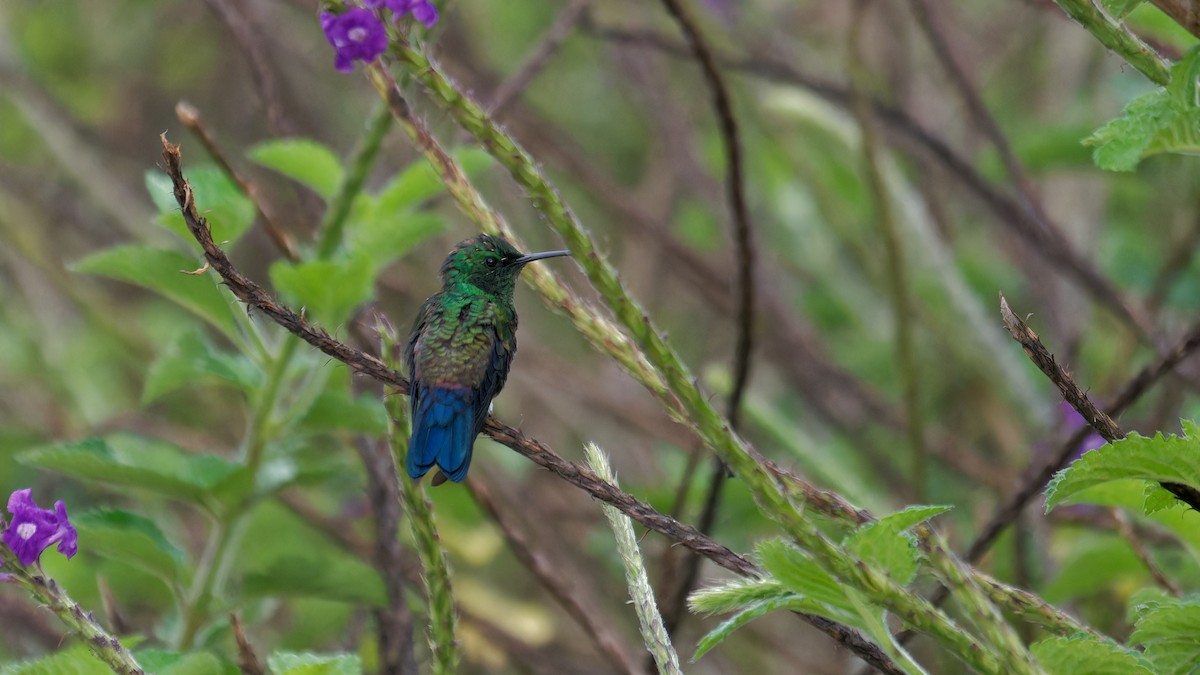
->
xmin=408 ymin=385 xmax=476 ymax=483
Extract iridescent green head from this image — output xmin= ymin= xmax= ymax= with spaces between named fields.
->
xmin=439 ymin=234 xmax=569 ymax=298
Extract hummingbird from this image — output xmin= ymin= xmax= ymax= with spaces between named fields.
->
xmin=406 ymin=234 xmax=570 ymax=485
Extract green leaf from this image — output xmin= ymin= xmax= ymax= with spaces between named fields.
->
xmin=269 ymin=252 xmax=374 ymax=326
xmin=1131 ymin=596 xmax=1200 ymax=674
xmin=144 ymin=329 xmax=261 ymax=403
xmin=1102 ymin=0 xmax=1145 ymax=19
xmin=247 ymin=139 xmax=344 ymax=200
xmin=19 ymin=434 xmax=239 ymax=507
xmin=145 ymin=167 xmax=255 ymax=247
xmin=73 ymin=509 xmax=185 ymax=585
xmin=1043 ymin=534 xmax=1145 ymax=603
xmin=267 ymin=652 xmax=361 ymax=675
xmin=72 ymin=245 xmax=240 ymax=340
xmin=693 ymin=597 xmax=797 ymax=661
xmin=688 ymin=579 xmax=792 ymax=615
xmin=1044 ymin=423 xmax=1200 ymax=512
xmin=1085 ymin=47 xmax=1200 ymax=171
xmin=756 ymin=539 xmax=854 ymax=616
xmin=0 ymin=642 xmax=111 ymax=674
xmin=348 ymin=211 xmax=444 ymax=273
xmin=1144 ymin=482 xmax=1182 ymax=515
xmin=134 ymin=650 xmax=227 ymax=675
xmin=374 ymin=147 xmax=492 ymax=213
xmin=1031 ymin=633 xmax=1152 ymax=675
xmin=844 ymin=505 xmax=952 ymax=585
xmin=243 ymin=556 xmax=386 ymax=607
xmin=298 ymin=390 xmax=388 ymax=434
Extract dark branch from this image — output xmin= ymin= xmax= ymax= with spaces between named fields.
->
xmin=159 ymin=133 xmax=904 ymax=674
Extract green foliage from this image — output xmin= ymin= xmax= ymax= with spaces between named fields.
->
xmin=145 ymin=168 xmax=255 ymax=247
xmin=143 ymin=329 xmax=261 ymax=403
xmin=266 ymin=652 xmax=361 ymax=675
xmin=242 ymin=556 xmax=386 ymax=607
xmin=72 ymin=509 xmax=185 ymax=586
xmin=72 ymin=245 xmax=240 ymax=339
xmin=268 ymin=253 xmax=375 ymax=326
xmin=19 ymin=435 xmax=239 ymax=508
xmin=247 ymin=139 xmax=345 ymax=200
xmin=1130 ymin=595 xmax=1200 ymax=673
xmin=1031 ymin=633 xmax=1152 ymax=674
xmin=1085 ymin=46 xmax=1200 ymax=170
xmin=844 ymin=505 xmax=952 ymax=585
xmin=1044 ymin=420 xmax=1200 ymax=512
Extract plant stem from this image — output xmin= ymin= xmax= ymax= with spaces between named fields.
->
xmin=316 ymin=99 xmax=393 ymax=258
xmin=381 ymin=326 xmax=459 ymax=675
xmin=1 ymin=548 xmax=145 ymax=674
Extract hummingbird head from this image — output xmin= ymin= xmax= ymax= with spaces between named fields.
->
xmin=440 ymin=234 xmax=570 ymax=298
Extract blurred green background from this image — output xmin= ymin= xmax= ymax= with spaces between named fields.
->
xmin=3 ymin=0 xmax=1200 ymax=672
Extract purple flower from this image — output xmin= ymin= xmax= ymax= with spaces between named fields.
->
xmin=320 ymin=8 xmax=389 ymax=73
xmin=1060 ymin=401 xmax=1106 ymax=462
xmin=2 ymin=489 xmax=78 ymax=566
xmin=373 ymin=0 xmax=439 ymax=28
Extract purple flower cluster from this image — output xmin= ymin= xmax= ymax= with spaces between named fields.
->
xmin=320 ymin=1 xmax=439 ymax=73
xmin=2 ymin=489 xmax=78 ymax=567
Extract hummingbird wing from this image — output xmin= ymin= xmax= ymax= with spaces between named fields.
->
xmin=406 ymin=295 xmax=515 ymax=483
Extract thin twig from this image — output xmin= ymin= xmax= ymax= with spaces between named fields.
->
xmin=199 ymin=0 xmax=297 ymax=135
xmin=1110 ymin=506 xmax=1181 ymax=596
xmin=652 ymin=0 xmax=758 ymax=641
xmin=355 ymin=437 xmax=417 ymax=674
xmin=580 ymin=21 xmax=1153 ymax=340
xmin=159 ymin=132 xmax=904 ymax=675
xmin=468 ymin=477 xmax=639 ymax=675
xmin=489 ymin=0 xmax=592 ymax=115
xmin=230 ymin=612 xmax=266 ymax=675
xmin=175 ymin=101 xmax=300 ymax=262
xmin=849 ymin=1 xmax=926 ymax=500
xmin=997 ymin=294 xmax=1200 ymax=510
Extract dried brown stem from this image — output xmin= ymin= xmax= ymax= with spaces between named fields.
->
xmin=1110 ymin=506 xmax=1181 ymax=596
xmin=651 ymin=0 xmax=758 ymax=641
xmin=199 ymin=0 xmax=296 ymax=136
xmin=467 ymin=477 xmax=638 ymax=675
xmin=582 ymin=21 xmax=1152 ymax=339
xmin=174 ymin=101 xmax=300 ymax=261
xmin=230 ymin=612 xmax=266 ymax=675
xmin=160 ymin=133 xmax=905 ymax=673
xmin=356 ymin=437 xmax=417 ymax=674
xmin=489 ymin=0 xmax=592 ymax=115
xmin=997 ymin=294 xmax=1200 ymax=512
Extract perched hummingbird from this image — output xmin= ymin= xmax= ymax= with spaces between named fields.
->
xmin=406 ymin=234 xmax=570 ymax=485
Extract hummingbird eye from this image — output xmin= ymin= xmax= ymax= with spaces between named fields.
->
xmin=484 ymin=256 xmax=499 ymax=269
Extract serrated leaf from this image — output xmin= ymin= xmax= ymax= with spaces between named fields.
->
xmin=144 ymin=329 xmax=262 ymax=403
xmin=1031 ymin=633 xmax=1152 ymax=674
xmin=72 ymin=245 xmax=240 ymax=340
xmin=756 ymin=540 xmax=853 ymax=613
xmin=243 ymin=556 xmax=385 ymax=606
xmin=375 ymin=147 xmax=492 ymax=213
xmin=19 ymin=434 xmax=239 ymax=507
xmin=247 ymin=139 xmax=344 ymax=200
xmin=1130 ymin=597 xmax=1200 ymax=674
xmin=269 ymin=252 xmax=374 ymax=326
xmin=348 ymin=211 xmax=444 ymax=273
xmin=145 ymin=167 xmax=255 ymax=247
xmin=134 ymin=650 xmax=226 ymax=675
xmin=844 ymin=505 xmax=952 ymax=585
xmin=1085 ymin=46 xmax=1200 ymax=171
xmin=692 ymin=597 xmax=797 ymax=661
xmin=73 ymin=509 xmax=185 ymax=584
xmin=298 ymin=390 xmax=388 ymax=434
xmin=267 ymin=653 xmax=360 ymax=675
xmin=1144 ymin=482 xmax=1182 ymax=515
xmin=0 ymin=642 xmax=111 ymax=674
xmin=1044 ymin=425 xmax=1200 ymax=512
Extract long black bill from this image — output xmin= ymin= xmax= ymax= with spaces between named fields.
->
xmin=513 ymin=249 xmax=571 ymax=265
